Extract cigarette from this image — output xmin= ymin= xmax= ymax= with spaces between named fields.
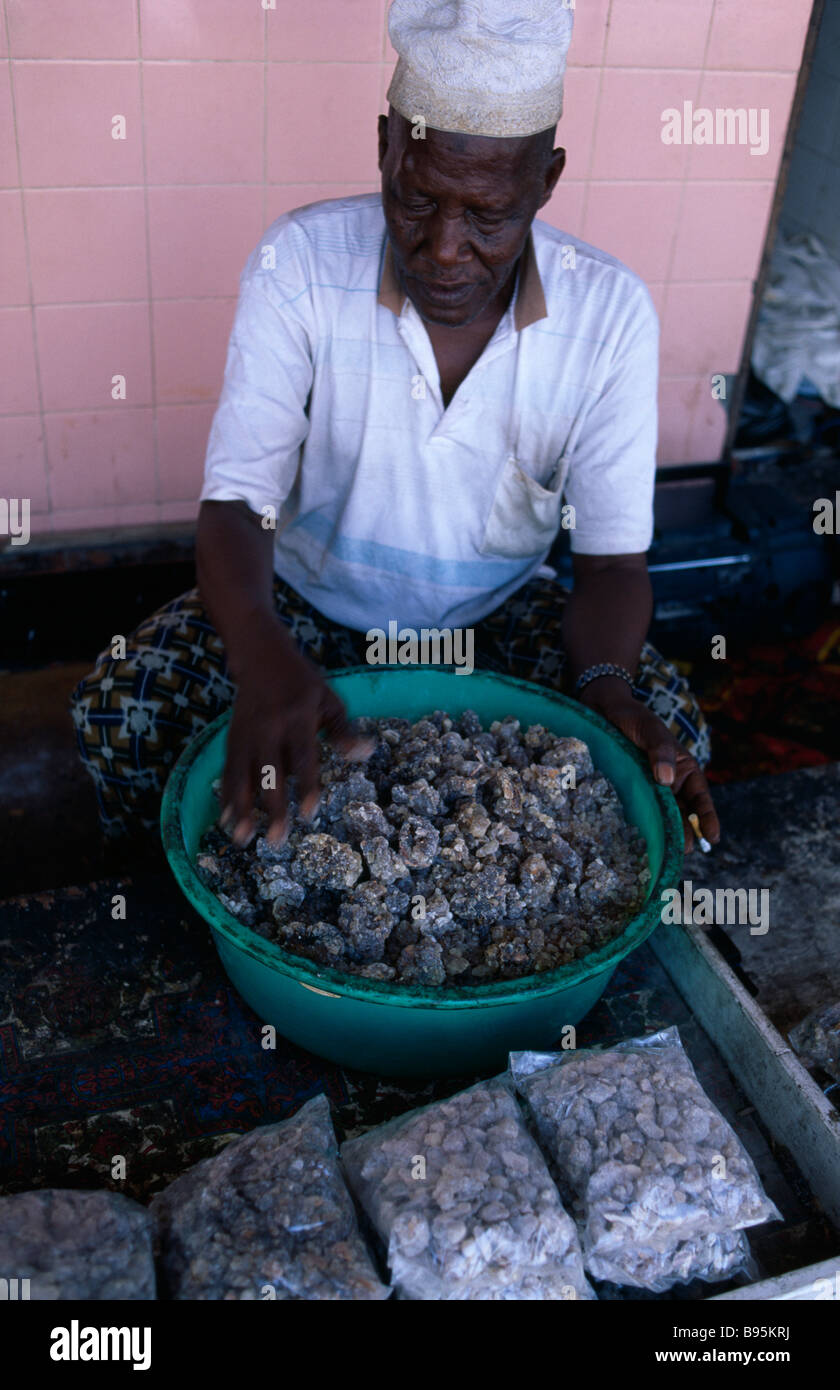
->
xmin=688 ymin=813 xmax=712 ymax=854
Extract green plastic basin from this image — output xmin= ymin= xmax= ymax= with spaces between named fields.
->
xmin=161 ymin=667 xmax=683 ymax=1076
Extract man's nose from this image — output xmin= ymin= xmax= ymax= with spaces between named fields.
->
xmin=424 ymin=212 xmax=468 ymax=268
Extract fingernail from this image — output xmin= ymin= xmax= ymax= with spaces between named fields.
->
xmin=301 ymin=794 xmax=320 ymax=823
xmin=655 ymin=762 xmax=675 ymax=786
xmin=233 ymin=818 xmax=254 ymax=847
xmin=219 ymin=803 xmax=234 ymax=828
xmin=346 ymin=737 xmax=376 ymax=763
xmin=266 ymin=820 xmax=288 ymax=846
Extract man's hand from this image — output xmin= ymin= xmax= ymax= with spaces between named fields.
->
xmin=220 ymin=613 xmax=372 ymax=847
xmin=195 ymin=499 xmax=372 ymax=848
xmin=564 ymin=553 xmax=720 ymax=853
xmin=580 ymin=682 xmax=720 ymax=853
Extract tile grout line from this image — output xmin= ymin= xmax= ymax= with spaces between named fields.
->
xmin=262 ymin=3 xmax=268 ymax=233
xmin=137 ymin=0 xmax=162 ymax=527
xmin=0 ymin=275 xmax=761 ymax=314
xmin=660 ymin=2 xmax=719 ymax=462
xmin=4 ymin=57 xmax=807 ymax=77
xmin=1 ymin=178 xmax=779 ymax=193
xmin=663 ymin=5 xmax=719 ymax=290
xmin=4 ymin=0 xmax=52 ymax=514
xmin=4 ymin=296 xmax=238 ymax=309
xmin=0 ymin=366 xmax=723 ymax=422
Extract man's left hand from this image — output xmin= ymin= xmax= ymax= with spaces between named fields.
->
xmin=581 ymin=690 xmax=720 ymax=853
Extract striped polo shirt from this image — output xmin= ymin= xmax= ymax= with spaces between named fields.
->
xmin=200 ymin=193 xmax=658 ymax=631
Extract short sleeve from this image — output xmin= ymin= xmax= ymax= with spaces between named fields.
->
xmin=199 ymin=225 xmax=315 ymax=518
xmin=563 ymin=283 xmax=659 ymax=556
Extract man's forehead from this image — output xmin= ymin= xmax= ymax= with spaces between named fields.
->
xmin=390 ymin=115 xmax=542 ymax=187
xmin=392 ymin=111 xmax=538 ymax=162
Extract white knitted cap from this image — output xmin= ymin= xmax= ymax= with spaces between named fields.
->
xmin=386 ymin=0 xmax=574 ymax=138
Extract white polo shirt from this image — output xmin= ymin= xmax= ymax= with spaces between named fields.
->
xmin=200 ymin=193 xmax=658 ymax=631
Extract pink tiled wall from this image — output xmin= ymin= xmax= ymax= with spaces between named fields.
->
xmin=0 ymin=0 xmax=815 ymax=537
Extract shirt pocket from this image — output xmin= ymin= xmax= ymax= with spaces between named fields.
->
xmin=479 ymin=454 xmax=569 ymax=560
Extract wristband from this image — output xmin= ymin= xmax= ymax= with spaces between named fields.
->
xmin=574 ymin=662 xmax=635 ymax=695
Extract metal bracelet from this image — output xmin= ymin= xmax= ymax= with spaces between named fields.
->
xmin=574 ymin=662 xmax=635 ymax=695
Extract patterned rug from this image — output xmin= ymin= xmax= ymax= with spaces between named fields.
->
xmin=683 ymin=619 xmax=840 ymax=783
xmin=0 ymin=870 xmax=747 ymax=1203
xmin=3 ymin=867 xmax=837 ymax=1294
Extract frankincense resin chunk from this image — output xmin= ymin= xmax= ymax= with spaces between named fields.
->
xmin=197 ymin=710 xmax=649 ymax=984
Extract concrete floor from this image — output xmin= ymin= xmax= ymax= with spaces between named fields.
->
xmin=687 ymin=763 xmax=840 ymax=1039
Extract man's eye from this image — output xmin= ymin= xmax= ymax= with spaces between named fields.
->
xmin=471 ymin=213 xmax=505 ymax=231
xmin=402 ymin=199 xmax=434 ymax=214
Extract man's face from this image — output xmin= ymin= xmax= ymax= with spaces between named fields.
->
xmin=378 ymin=111 xmax=564 ymax=328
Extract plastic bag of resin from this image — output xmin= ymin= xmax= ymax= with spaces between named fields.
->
xmin=340 ymin=1074 xmax=594 ymax=1301
xmin=151 ymin=1093 xmax=387 ymax=1300
xmin=585 ymin=1226 xmax=754 ymax=1293
xmin=0 ymin=1189 xmax=155 ymax=1300
xmin=511 ymin=1029 xmax=779 ymax=1292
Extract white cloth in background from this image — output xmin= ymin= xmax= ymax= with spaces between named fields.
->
xmin=752 ymin=231 xmax=840 ymax=407
xmin=200 ymin=194 xmax=658 ymax=633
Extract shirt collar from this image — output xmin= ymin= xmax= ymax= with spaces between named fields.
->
xmin=377 ymin=231 xmax=547 ymax=332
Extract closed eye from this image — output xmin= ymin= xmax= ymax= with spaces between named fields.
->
xmin=469 ymin=211 xmax=507 ymax=231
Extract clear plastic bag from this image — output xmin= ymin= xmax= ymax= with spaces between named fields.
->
xmin=585 ymin=1225 xmax=754 ymax=1292
xmin=511 ymin=1028 xmax=779 ymax=1292
xmin=0 ymin=1189 xmax=156 ymax=1300
xmin=340 ymin=1074 xmax=594 ymax=1300
xmin=151 ymin=1093 xmax=388 ymax=1300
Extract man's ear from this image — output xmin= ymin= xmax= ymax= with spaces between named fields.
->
xmin=538 ymin=147 xmax=566 ymax=209
xmin=377 ymin=113 xmax=390 ymax=172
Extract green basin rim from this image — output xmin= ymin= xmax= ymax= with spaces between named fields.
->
xmin=160 ymin=666 xmax=684 ymax=1010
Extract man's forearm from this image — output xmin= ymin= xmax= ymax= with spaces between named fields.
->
xmin=196 ymin=499 xmax=290 ymax=682
xmin=562 ymin=556 xmax=653 ymax=703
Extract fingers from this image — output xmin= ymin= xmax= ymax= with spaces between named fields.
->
xmin=223 ymin=695 xmax=292 ymax=845
xmin=259 ymin=754 xmax=290 ymax=845
xmin=651 ymin=747 xmax=677 ymax=787
xmin=287 ymin=715 xmax=321 ymax=823
xmin=223 ymin=703 xmax=325 ymax=848
xmin=220 ymin=730 xmax=259 ymax=847
xmin=320 ymin=687 xmax=375 ymax=762
xmin=637 ymin=721 xmax=678 ymax=788
xmin=674 ymin=763 xmax=721 ymax=846
xmin=609 ymin=705 xmax=679 ymax=788
xmin=615 ymin=706 xmax=720 ymax=849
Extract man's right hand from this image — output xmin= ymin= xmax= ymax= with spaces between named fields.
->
xmin=220 ymin=615 xmax=370 ymax=846
xmin=195 ymin=499 xmax=371 ymax=849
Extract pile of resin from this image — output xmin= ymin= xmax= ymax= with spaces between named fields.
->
xmin=196 ymin=710 xmax=650 ymax=986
